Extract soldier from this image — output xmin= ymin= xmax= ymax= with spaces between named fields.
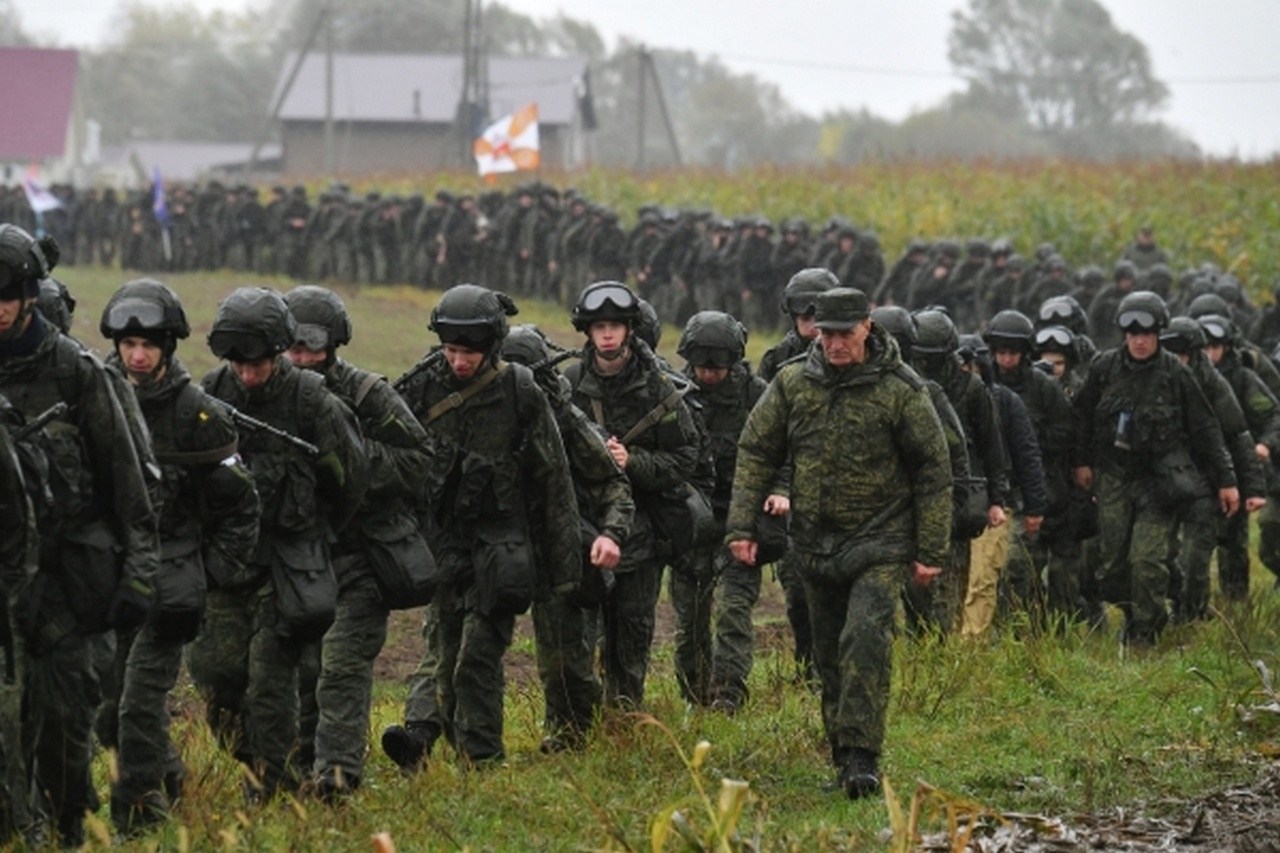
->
xmin=499 ymin=325 xmax=634 ymax=751
xmin=281 ymin=286 xmax=432 ymax=799
xmin=1120 ymin=225 xmax=1170 ymax=272
xmin=727 ymin=287 xmax=950 ymax=800
xmin=98 ymin=279 xmax=260 ymax=833
xmin=563 ymin=281 xmax=704 ymax=709
xmin=384 ymin=285 xmax=579 ymax=767
xmin=1072 ymin=291 xmax=1238 ymax=649
xmin=0 ymin=226 xmax=160 ymax=847
xmin=671 ymin=311 xmax=772 ymax=710
xmin=191 ymin=287 xmax=365 ymax=800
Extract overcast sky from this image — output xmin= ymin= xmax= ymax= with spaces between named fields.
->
xmin=14 ymin=0 xmax=1280 ymax=158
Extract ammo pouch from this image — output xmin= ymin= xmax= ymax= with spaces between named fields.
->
xmin=59 ymin=518 xmax=123 ymax=634
xmin=152 ymin=537 xmax=207 ymax=643
xmin=470 ymin=521 xmax=535 ymax=618
xmin=1151 ymin=447 xmax=1210 ymax=509
xmin=271 ymin=535 xmax=337 ymax=642
xmin=951 ymin=476 xmax=990 ymax=541
xmin=362 ymin=512 xmax=440 ymax=610
xmin=753 ymin=510 xmax=789 ymax=566
xmin=647 ymin=481 xmax=718 ymax=555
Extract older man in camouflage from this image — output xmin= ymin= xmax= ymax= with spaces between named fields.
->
xmin=727 ymin=287 xmax=951 ymax=801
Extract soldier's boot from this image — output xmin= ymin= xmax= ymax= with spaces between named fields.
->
xmin=110 ymin=790 xmax=168 ymax=838
xmin=313 ymin=766 xmax=358 ymax=804
xmin=381 ymin=723 xmax=438 ymax=773
xmin=839 ymin=749 xmax=881 ymax=801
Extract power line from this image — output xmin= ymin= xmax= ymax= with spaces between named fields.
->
xmin=713 ymin=51 xmax=1280 ymax=86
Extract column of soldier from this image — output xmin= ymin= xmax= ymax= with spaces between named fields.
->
xmin=3 ymin=208 xmax=1280 ymax=846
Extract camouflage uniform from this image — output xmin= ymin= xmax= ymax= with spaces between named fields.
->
xmin=192 ymin=295 xmax=365 ymax=797
xmin=1072 ymin=341 xmax=1235 ymax=646
xmin=107 ymin=354 xmax=259 ymax=830
xmin=0 ymin=228 xmax=160 ymax=846
xmin=726 ymin=297 xmax=950 ymax=794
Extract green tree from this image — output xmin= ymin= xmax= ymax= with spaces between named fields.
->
xmin=948 ymin=0 xmax=1169 ymax=134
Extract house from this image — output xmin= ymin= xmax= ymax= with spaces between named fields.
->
xmin=273 ymin=52 xmax=591 ymax=176
xmin=0 ymin=47 xmax=83 ymax=184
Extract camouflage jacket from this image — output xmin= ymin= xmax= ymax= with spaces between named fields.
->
xmin=757 ymin=330 xmax=811 ymax=382
xmin=396 ymin=354 xmax=581 ymax=599
xmin=727 ymin=323 xmax=952 ymax=567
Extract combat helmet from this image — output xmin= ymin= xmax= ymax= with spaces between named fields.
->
xmin=502 ymin=324 xmax=552 ymax=366
xmin=37 ymin=277 xmax=76 ymax=335
xmin=1187 ymin=292 xmax=1231 ymax=320
xmin=1197 ymin=314 xmax=1235 ymax=347
xmin=984 ymin=309 xmax=1036 ymax=353
xmin=0 ymin=225 xmax=59 ymax=341
xmin=677 ymin=311 xmax=747 ymax=368
xmin=430 ymin=283 xmax=518 ymax=350
xmin=870 ymin=305 xmax=916 ymax=357
xmin=1036 ymin=295 xmax=1089 ymax=336
xmin=780 ymin=268 xmax=838 ymax=316
xmin=284 ymin=285 xmax=353 ymax=351
xmin=571 ymin=281 xmax=641 ymax=333
xmin=1159 ymin=316 xmax=1206 ymax=355
xmin=635 ymin=298 xmax=662 ymax=349
xmin=208 ymin=287 xmax=296 ymax=361
xmin=1114 ymin=290 xmax=1170 ymax=332
xmin=912 ymin=309 xmax=959 ymax=355
xmin=101 ymin=278 xmax=189 ymax=357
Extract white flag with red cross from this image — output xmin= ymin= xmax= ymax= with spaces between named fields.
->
xmin=473 ymin=103 xmax=540 ymax=176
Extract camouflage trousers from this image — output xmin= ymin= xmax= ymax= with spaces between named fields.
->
xmin=1216 ymin=505 xmax=1252 ymax=601
xmin=112 ymin=623 xmax=187 ymax=810
xmin=669 ymin=549 xmax=720 ymax=706
xmin=532 ymin=592 xmax=600 ymax=741
xmin=298 ymin=554 xmax=389 ymax=787
xmin=186 ymin=584 xmax=303 ymax=795
xmin=904 ymin=540 xmax=969 ymax=635
xmin=1170 ymin=495 xmax=1219 ymax=621
xmin=709 ymin=555 xmax=763 ymax=707
xmin=797 ymin=552 xmax=903 ymax=767
xmin=598 ymin=557 xmax=665 ymax=709
xmin=999 ymin=515 xmax=1087 ymax=628
xmin=403 ymin=602 xmax=443 ymax=738
xmin=1094 ymin=472 xmax=1176 ymax=643
xmin=1256 ymin=501 xmax=1280 ymax=587
xmin=774 ymin=551 xmax=814 ymax=679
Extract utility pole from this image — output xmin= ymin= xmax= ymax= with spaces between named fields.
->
xmin=647 ymin=50 xmax=683 ymax=168
xmin=634 ymin=46 xmax=682 ymax=170
xmin=248 ymin=4 xmax=327 ymax=174
xmin=323 ymin=0 xmax=334 ymax=174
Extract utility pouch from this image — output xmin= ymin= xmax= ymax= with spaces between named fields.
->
xmin=60 ymin=518 xmax=122 ymax=634
xmin=271 ymin=535 xmax=337 ymax=642
xmin=362 ymin=513 xmax=440 ymax=610
xmin=648 ymin=481 xmax=718 ymax=554
xmin=1152 ymin=447 xmax=1210 ymax=509
xmin=470 ymin=524 xmax=534 ymax=617
xmin=952 ymin=476 xmax=990 ymax=541
xmin=152 ymin=537 xmax=207 ymax=642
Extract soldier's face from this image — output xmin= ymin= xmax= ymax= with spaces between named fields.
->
xmin=286 ymin=343 xmax=329 ymax=371
xmin=1204 ymin=343 xmax=1226 ymax=365
xmin=994 ymin=348 xmax=1022 ymax=374
xmin=117 ymin=336 xmax=166 ymax=384
xmin=1124 ymin=330 xmax=1159 ymax=361
xmin=820 ymin=319 xmax=871 ymax=367
xmin=693 ymin=366 xmax=729 ymax=387
xmin=794 ymin=314 xmax=819 ymax=341
xmin=0 ymin=295 xmax=34 ymax=337
xmin=589 ymin=321 xmax=629 ymax=357
xmin=230 ymin=356 xmax=276 ymax=389
xmin=444 ymin=343 xmax=486 ymax=380
xmin=1039 ymin=351 xmax=1067 ymax=377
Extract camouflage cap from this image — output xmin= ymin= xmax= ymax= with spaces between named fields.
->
xmin=814 ymin=288 xmax=870 ymax=330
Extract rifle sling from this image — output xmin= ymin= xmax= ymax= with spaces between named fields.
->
xmin=424 ymin=361 xmax=508 ymax=425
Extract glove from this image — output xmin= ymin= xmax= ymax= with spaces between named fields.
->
xmin=107 ymin=577 xmax=153 ymax=633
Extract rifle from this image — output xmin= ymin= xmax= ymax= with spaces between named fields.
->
xmin=212 ymin=400 xmax=320 ymax=456
xmin=11 ymin=401 xmax=69 ymax=442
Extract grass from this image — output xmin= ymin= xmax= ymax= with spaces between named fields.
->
xmin=40 ymin=262 xmax=1280 ymax=850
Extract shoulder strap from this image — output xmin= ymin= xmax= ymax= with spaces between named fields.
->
xmin=353 ymin=371 xmax=384 ymax=410
xmin=619 ymin=384 xmax=689 ymax=446
xmin=423 ymin=361 xmax=509 ymax=425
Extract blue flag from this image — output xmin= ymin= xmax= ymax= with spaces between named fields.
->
xmin=152 ymin=167 xmax=169 ymax=229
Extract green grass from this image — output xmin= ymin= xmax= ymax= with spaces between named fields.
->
xmin=46 ymin=263 xmax=1280 ymax=851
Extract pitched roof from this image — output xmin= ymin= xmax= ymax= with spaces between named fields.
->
xmin=0 ymin=47 xmax=79 ymax=160
xmin=103 ymin=141 xmax=284 ymax=182
xmin=275 ymin=52 xmax=585 ymax=126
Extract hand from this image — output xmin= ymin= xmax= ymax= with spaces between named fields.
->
xmin=606 ymin=437 xmax=629 ymax=469
xmin=590 ymin=535 xmax=621 ymax=569
xmin=107 ymin=578 xmax=153 ymax=632
xmin=1220 ymin=486 xmax=1241 ymax=517
xmin=729 ymin=539 xmax=758 ymax=566
xmin=763 ymin=494 xmax=790 ymax=515
xmin=987 ymin=505 xmax=1006 ymax=528
xmin=1074 ymin=466 xmax=1093 ymax=491
xmin=1023 ymin=514 xmax=1044 ymax=536
xmin=912 ymin=562 xmax=942 ymax=587
xmin=1257 ymin=443 xmax=1271 ymax=461
xmin=1246 ymin=496 xmax=1268 ymax=513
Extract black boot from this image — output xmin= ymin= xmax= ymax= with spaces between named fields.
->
xmin=381 ymin=723 xmax=437 ymax=772
xmin=839 ymin=748 xmax=880 ymax=801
